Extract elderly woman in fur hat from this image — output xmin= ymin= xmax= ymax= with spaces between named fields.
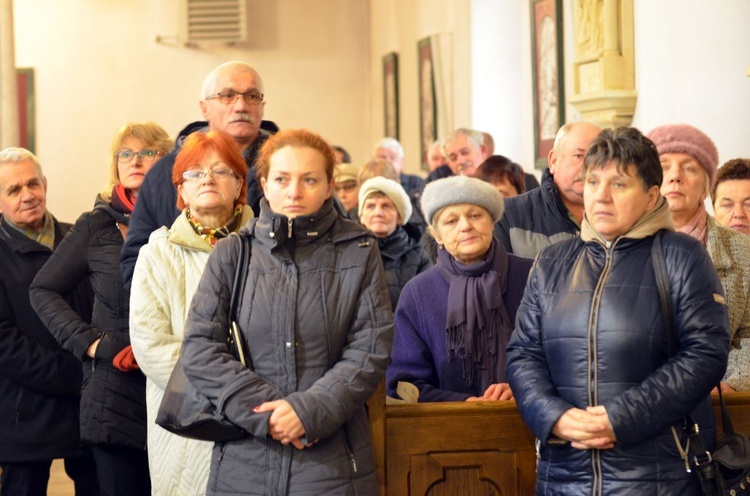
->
xmin=386 ymin=175 xmax=532 ymax=402
xmin=648 ymin=124 xmax=750 ymax=391
xmin=357 ymin=177 xmax=432 ymax=310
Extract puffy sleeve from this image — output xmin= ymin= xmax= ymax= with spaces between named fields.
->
xmin=283 ymin=241 xmax=394 ymax=441
xmin=387 ymin=279 xmax=471 ymax=403
xmin=505 ymin=259 xmax=576 ymax=444
xmin=129 ymin=235 xmax=182 ymax=391
xmin=181 ymin=235 xmax=284 ymax=438
xmin=30 ymin=212 xmax=100 ymax=359
xmin=603 ymin=238 xmax=730 ymax=447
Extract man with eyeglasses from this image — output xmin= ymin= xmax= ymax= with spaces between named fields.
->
xmin=120 ymin=60 xmax=278 ymax=288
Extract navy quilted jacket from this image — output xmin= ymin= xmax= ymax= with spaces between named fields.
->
xmin=506 ymin=202 xmax=730 ymax=496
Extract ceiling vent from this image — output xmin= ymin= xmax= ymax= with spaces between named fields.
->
xmin=161 ymin=0 xmax=247 ymax=47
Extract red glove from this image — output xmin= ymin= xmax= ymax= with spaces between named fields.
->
xmin=113 ymin=345 xmax=139 ymax=372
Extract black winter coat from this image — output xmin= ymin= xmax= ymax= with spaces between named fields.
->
xmin=377 ymin=224 xmax=432 ymax=309
xmin=182 ymin=198 xmax=394 ymax=495
xmin=0 ymin=216 xmax=92 ymax=462
xmin=30 ymin=197 xmax=147 ymax=449
xmin=506 ymin=208 xmax=730 ymax=496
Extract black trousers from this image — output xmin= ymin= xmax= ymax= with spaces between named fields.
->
xmin=90 ymin=444 xmax=151 ymax=496
xmin=0 ymin=452 xmax=98 ymax=496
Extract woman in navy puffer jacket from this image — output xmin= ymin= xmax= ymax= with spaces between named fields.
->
xmin=506 ymin=127 xmax=730 ymax=496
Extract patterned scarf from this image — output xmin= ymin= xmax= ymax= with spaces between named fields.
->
xmin=678 ymin=203 xmax=708 ymax=245
xmin=187 ymin=205 xmax=243 ymax=247
xmin=7 ymin=211 xmax=55 ymax=250
xmin=110 ymin=184 xmax=136 ymax=215
xmin=437 ymin=240 xmax=514 ymax=390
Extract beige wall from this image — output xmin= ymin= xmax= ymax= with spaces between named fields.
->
xmin=13 ymin=0 xmax=371 ymax=223
xmin=12 ymin=0 xmax=750 ymax=223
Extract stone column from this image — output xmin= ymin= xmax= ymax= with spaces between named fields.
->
xmin=0 ymin=0 xmax=19 ymax=149
xmin=568 ymin=0 xmax=636 ymax=128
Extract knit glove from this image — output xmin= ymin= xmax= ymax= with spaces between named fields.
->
xmin=113 ymin=345 xmax=140 ymax=372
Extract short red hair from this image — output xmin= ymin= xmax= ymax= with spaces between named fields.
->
xmin=172 ymin=130 xmax=248 ymax=210
xmin=255 ymin=129 xmax=336 ymax=184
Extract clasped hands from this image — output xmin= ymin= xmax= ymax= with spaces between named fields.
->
xmin=254 ymin=400 xmax=316 ymax=450
xmin=551 ymin=406 xmax=616 ymax=450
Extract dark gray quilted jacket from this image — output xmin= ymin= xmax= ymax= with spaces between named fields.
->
xmin=182 ymin=198 xmax=393 ymax=495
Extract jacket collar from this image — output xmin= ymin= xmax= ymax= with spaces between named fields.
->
xmin=253 ymin=197 xmax=370 ymax=250
xmin=377 ymin=225 xmax=412 ymax=260
xmin=168 ymin=205 xmax=254 ymax=253
xmin=542 ymin=168 xmax=581 ymax=228
xmin=581 ymin=195 xmax=675 ymax=247
xmin=0 ymin=213 xmax=62 ymax=254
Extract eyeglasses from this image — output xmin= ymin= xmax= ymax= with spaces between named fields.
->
xmin=116 ymin=150 xmax=162 ymax=163
xmin=205 ymin=90 xmax=264 ymax=106
xmin=182 ymin=167 xmax=237 ymax=182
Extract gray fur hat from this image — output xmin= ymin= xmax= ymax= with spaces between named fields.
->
xmin=421 ymin=175 xmax=504 ymax=225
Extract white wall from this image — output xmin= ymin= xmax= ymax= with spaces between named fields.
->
xmin=631 ymin=0 xmax=750 ymax=164
xmin=13 ymin=0 xmax=371 ymax=222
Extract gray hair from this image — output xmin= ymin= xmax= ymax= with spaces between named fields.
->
xmin=200 ymin=61 xmax=264 ymax=100
xmin=373 ymin=137 xmax=404 ymax=160
xmin=441 ymin=128 xmax=484 ymax=156
xmin=0 ymin=147 xmax=44 ymax=178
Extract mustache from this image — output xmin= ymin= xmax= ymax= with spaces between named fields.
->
xmin=230 ymin=113 xmax=255 ymax=124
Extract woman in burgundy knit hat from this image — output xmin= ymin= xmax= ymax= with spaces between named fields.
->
xmin=648 ymin=123 xmax=750 ymax=392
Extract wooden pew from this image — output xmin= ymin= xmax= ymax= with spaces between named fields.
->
xmin=367 ymin=389 xmax=750 ymax=496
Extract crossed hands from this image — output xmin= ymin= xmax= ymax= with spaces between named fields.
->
xmin=466 ymin=383 xmax=514 ymax=402
xmin=551 ymin=406 xmax=616 ymax=450
xmin=253 ymin=400 xmax=316 ymax=450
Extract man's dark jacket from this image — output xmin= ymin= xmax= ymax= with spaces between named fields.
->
xmin=120 ymin=119 xmax=278 ymax=288
xmin=0 ymin=216 xmax=92 ymax=462
xmin=494 ymin=168 xmax=579 ymax=258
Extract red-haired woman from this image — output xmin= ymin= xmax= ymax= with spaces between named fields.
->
xmin=181 ymin=129 xmax=393 ymax=494
xmin=30 ymin=122 xmax=173 ymax=495
xmin=129 ymin=130 xmax=254 ymax=495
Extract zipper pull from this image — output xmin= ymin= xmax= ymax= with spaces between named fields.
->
xmin=288 ymin=218 xmax=293 ymax=238
xmin=349 ymin=452 xmax=357 ymax=473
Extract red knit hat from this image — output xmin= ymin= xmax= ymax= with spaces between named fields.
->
xmin=647 ymin=124 xmax=719 ymax=188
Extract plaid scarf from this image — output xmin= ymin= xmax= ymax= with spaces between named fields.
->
xmin=187 ymin=205 xmax=243 ymax=247
xmin=7 ymin=211 xmax=56 ymax=250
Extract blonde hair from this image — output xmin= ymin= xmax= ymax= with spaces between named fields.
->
xmin=101 ymin=122 xmax=173 ymax=201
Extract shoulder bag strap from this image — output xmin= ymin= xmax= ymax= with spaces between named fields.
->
xmin=227 ymin=233 xmax=252 ymax=367
xmin=651 ymin=230 xmax=677 ymax=357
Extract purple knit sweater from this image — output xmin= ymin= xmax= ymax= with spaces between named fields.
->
xmin=386 ymin=253 xmax=533 ymax=402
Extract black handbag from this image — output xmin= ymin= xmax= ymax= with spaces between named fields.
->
xmin=156 ymin=233 xmax=251 ymax=442
xmin=652 ymin=231 xmax=750 ymax=495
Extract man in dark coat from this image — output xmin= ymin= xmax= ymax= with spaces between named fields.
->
xmin=494 ymin=122 xmax=601 ymax=258
xmin=120 ymin=61 xmax=279 ymax=288
xmin=0 ymin=148 xmax=97 ymax=495
xmin=374 ymin=137 xmax=426 ymax=205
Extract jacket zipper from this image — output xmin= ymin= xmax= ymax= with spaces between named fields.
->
xmin=585 ymin=242 xmax=616 ymax=496
xmin=287 ymin=218 xmax=293 ymax=239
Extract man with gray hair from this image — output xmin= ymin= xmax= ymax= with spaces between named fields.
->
xmin=495 ymin=121 xmax=601 ymax=258
xmin=441 ymin=128 xmax=488 ymax=178
xmin=0 ymin=148 xmax=97 ymax=495
xmin=120 ymin=60 xmax=279 ymax=287
xmin=374 ymin=137 xmax=425 ymax=203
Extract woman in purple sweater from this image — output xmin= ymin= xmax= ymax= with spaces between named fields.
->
xmin=386 ymin=175 xmax=533 ymax=402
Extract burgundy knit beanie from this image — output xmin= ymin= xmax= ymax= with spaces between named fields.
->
xmin=647 ymin=124 xmax=719 ymax=188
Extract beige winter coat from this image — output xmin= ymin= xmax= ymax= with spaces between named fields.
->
xmin=130 ymin=207 xmax=253 ymax=495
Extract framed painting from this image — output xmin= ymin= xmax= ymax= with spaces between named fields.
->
xmin=418 ymin=37 xmax=437 ymax=172
xmin=383 ymin=52 xmax=399 ymax=140
xmin=16 ymin=68 xmax=36 ymax=154
xmin=530 ymin=0 xmax=564 ymax=169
